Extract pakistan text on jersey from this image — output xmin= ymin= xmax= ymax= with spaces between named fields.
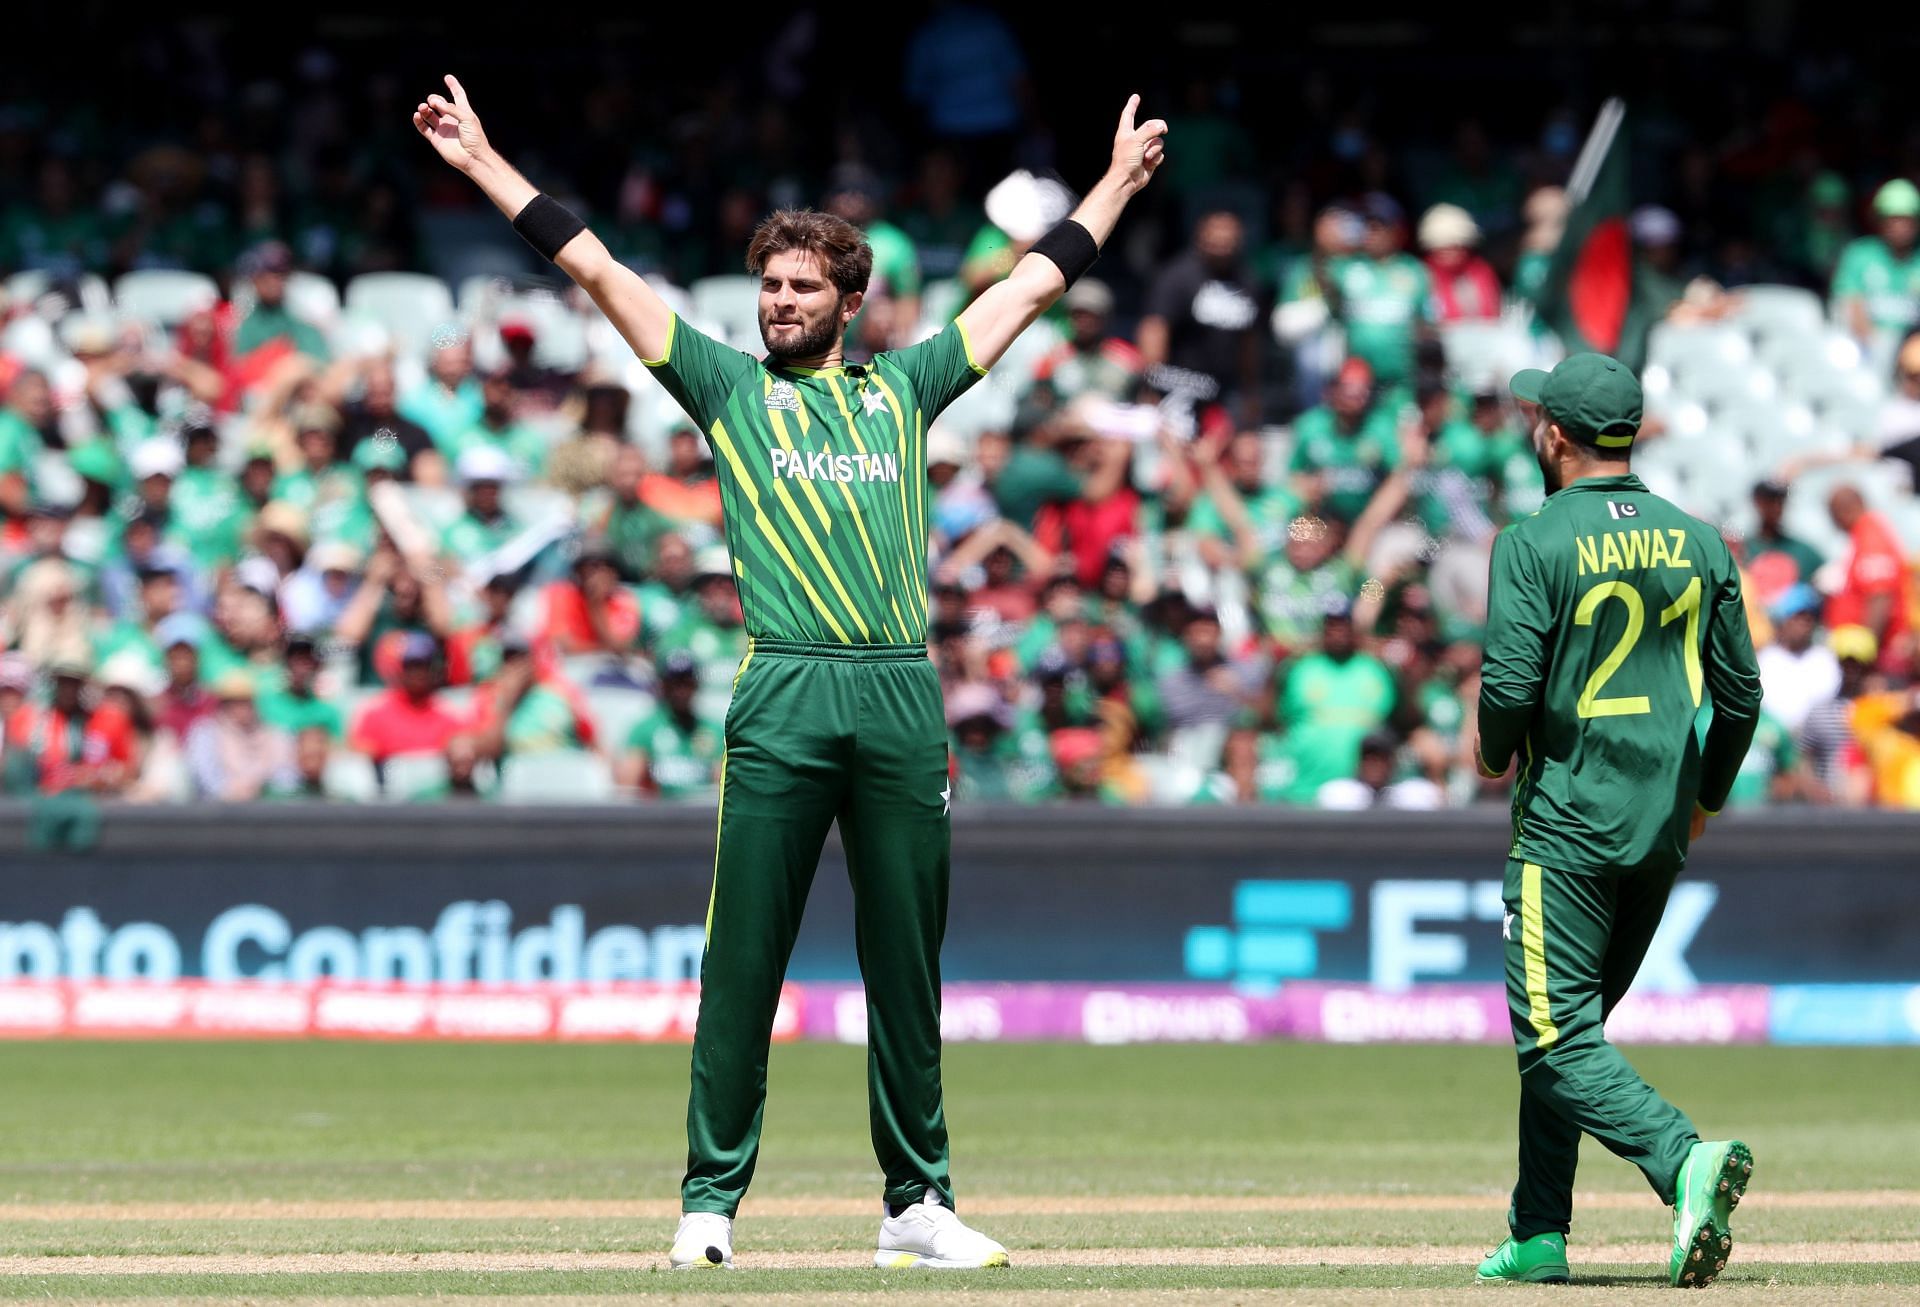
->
xmin=768 ymin=448 xmax=903 ymax=484
xmin=1575 ymin=528 xmax=1695 ymax=578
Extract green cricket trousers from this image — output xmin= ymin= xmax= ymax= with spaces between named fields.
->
xmin=682 ymin=639 xmax=954 ymax=1217
xmin=1502 ymin=858 xmax=1701 ymax=1240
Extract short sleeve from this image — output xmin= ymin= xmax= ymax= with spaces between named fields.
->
xmin=643 ymin=314 xmax=759 ymax=434
xmin=878 ymin=319 xmax=988 ymax=422
xmin=1831 ymin=242 xmax=1867 ymax=298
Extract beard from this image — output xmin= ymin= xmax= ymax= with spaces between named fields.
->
xmin=760 ymin=301 xmax=844 ymax=361
xmin=1533 ymin=418 xmax=1562 ymax=493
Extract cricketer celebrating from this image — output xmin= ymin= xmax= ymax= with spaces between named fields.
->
xmin=1472 ymin=353 xmax=1764 ymax=1288
xmin=414 ymin=75 xmax=1167 ymax=1271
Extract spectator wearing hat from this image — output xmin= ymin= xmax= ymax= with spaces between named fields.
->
xmin=1157 ymin=604 xmax=1264 ymax=731
xmin=185 ymin=671 xmax=297 ymax=801
xmin=151 ymin=615 xmax=217 ymax=740
xmin=1328 ymin=193 xmax=1433 ymax=388
xmin=398 ymin=335 xmax=484 ymax=452
xmin=1793 ymin=172 xmax=1856 ymax=286
xmin=271 ymin=404 xmax=370 ymax=548
xmin=1137 ymin=208 xmax=1265 ymax=428
xmin=542 ymin=546 xmax=643 ymax=656
xmin=1833 ymin=179 xmax=1920 ymax=349
xmin=349 ymin=631 xmax=465 ymax=768
xmin=128 ymin=436 xmax=185 ymax=533
xmin=497 ymin=315 xmax=575 ymax=411
xmin=617 ymin=650 xmax=723 ymax=799
xmin=1313 ymin=729 xmax=1444 ymax=810
xmin=1740 ymin=481 xmax=1826 ymax=605
xmin=448 ymin=366 xmax=546 ymax=479
xmin=340 ymin=359 xmax=441 ymax=483
xmin=258 ymin=635 xmax=344 ymax=739
xmin=1287 ymin=357 xmax=1401 ymax=525
xmin=1268 ymin=600 xmax=1397 ymax=805
xmin=657 ymin=546 xmax=748 ymax=689
xmin=1799 ymin=625 xmax=1882 ymax=806
xmin=468 ymin=634 xmax=599 ymax=761
xmin=233 ymin=242 xmax=330 ymax=362
xmin=439 ymin=446 xmax=524 ymax=569
xmin=6 ymin=559 xmax=92 ymax=671
xmin=946 ymin=680 xmax=1057 ymax=803
xmin=1018 ymin=279 xmax=1143 ymax=413
xmin=169 ymin=422 xmax=251 ymax=572
xmin=1824 ymin=485 xmax=1914 ymax=672
xmin=1418 ymin=203 xmax=1501 ymax=324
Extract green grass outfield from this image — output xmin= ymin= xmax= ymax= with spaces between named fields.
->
xmin=0 ymin=1041 xmax=1915 ymax=1302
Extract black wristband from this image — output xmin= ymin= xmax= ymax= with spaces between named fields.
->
xmin=1030 ymin=219 xmax=1099 ymax=288
xmin=511 ymin=194 xmax=587 ymax=263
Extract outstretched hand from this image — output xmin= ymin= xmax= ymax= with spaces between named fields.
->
xmin=1110 ymin=95 xmax=1169 ymax=192
xmin=413 ymin=75 xmax=491 ymax=173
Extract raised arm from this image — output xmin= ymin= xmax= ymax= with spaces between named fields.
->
xmin=955 ymin=96 xmax=1167 ymax=370
xmin=414 ymin=75 xmax=672 ymax=364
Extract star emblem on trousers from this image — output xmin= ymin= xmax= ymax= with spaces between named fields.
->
xmin=940 ymin=781 xmax=952 ymax=815
xmin=861 ymin=386 xmax=889 ymax=416
xmin=1502 ymin=910 xmax=1514 ymax=942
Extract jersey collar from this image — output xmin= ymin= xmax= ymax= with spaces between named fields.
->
xmin=1555 ymin=473 xmax=1648 ymax=496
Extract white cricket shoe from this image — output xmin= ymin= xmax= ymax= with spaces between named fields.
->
xmin=668 ymin=1211 xmax=734 ymax=1269
xmin=873 ymin=1193 xmax=1010 ymax=1269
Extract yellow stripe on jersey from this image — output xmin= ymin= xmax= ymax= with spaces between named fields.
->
xmin=1520 ymin=862 xmax=1560 ymax=1050
xmin=802 ymin=377 xmax=890 ymax=603
xmin=761 ymin=376 xmax=834 ymax=534
xmin=953 ymin=316 xmax=990 ymax=377
xmin=863 ymin=370 xmax=927 ymax=617
xmin=640 ymin=314 xmax=678 ymax=368
xmin=707 ymin=418 xmax=854 ymax=644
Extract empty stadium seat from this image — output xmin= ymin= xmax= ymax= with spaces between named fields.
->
xmin=6 ymin=270 xmax=111 ymax=314
xmin=322 ymin=753 xmax=380 ymax=802
xmin=1439 ymin=320 xmax=1534 ymax=390
xmin=1730 ymin=284 xmax=1825 ymax=340
xmin=112 ymin=270 xmax=220 ymax=327
xmin=230 ymin=271 xmax=341 ymax=326
xmin=498 ymin=749 xmax=616 ymax=803
xmin=690 ymin=275 xmax=762 ymax=350
xmin=585 ymin=688 xmax=658 ymax=752
xmin=918 ymin=278 xmax=967 ymax=330
xmin=382 ymin=751 xmax=451 ymax=801
xmin=1648 ymin=323 xmax=1752 ymax=378
xmin=343 ymin=273 xmax=457 ymax=358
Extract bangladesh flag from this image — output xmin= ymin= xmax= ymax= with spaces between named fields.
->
xmin=1529 ymin=100 xmax=1659 ymax=371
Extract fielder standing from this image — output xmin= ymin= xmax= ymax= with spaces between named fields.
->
xmin=1471 ymin=353 xmax=1764 ymax=1288
xmin=414 ymin=75 xmax=1166 ymax=1271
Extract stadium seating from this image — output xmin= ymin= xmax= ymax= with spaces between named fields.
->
xmin=6 ymin=270 xmax=112 ymax=316
xmin=343 ymin=273 xmax=457 ymax=358
xmin=322 ymin=752 xmax=380 ymax=803
xmin=690 ymin=276 xmax=761 ymax=352
xmin=112 ymin=270 xmax=220 ymax=328
xmin=584 ymin=687 xmax=657 ymax=752
xmin=382 ymin=750 xmax=451 ymax=801
xmin=229 ymin=271 xmax=342 ymax=327
xmin=498 ymin=749 xmax=616 ymax=803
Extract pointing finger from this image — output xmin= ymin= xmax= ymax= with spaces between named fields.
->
xmin=445 ymin=74 xmax=471 ymax=108
xmin=1119 ymin=93 xmax=1139 ymax=134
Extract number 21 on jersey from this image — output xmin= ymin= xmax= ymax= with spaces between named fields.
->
xmin=1573 ymin=577 xmax=1704 ymax=719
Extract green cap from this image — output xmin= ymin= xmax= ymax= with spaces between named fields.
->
xmin=1875 ymin=179 xmax=1920 ymax=218
xmin=1509 ymin=352 xmax=1644 ymax=450
xmin=352 ymin=436 xmax=408 ymax=473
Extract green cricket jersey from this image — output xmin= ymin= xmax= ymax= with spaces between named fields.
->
xmin=1478 ymin=473 xmax=1763 ymax=874
xmin=645 ymin=315 xmax=985 ymax=645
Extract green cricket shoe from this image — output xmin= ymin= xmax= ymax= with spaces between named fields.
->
xmin=1670 ymin=1139 xmax=1754 ymax=1288
xmin=1476 ymin=1232 xmax=1570 ymax=1283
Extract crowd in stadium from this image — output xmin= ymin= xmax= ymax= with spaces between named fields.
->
xmin=2 ymin=15 xmax=1919 ymax=809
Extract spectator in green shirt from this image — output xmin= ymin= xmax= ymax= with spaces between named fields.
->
xmin=1287 ymin=356 xmax=1401 ymax=524
xmin=1269 ymin=601 xmax=1398 ymax=804
xmin=1189 ymin=431 xmax=1303 ymax=572
xmin=169 ymin=423 xmax=251 ymax=571
xmin=1329 ymin=193 xmax=1433 ymax=387
xmin=1833 ymin=180 xmax=1920 ymax=350
xmin=448 ymin=367 xmax=548 ymax=478
xmin=231 ymin=242 xmax=330 ymax=361
xmin=1725 ymin=710 xmax=1806 ymax=810
xmin=271 ymin=406 xmax=367 ymax=547
xmin=398 ymin=336 xmax=485 ymax=451
xmin=0 ymin=371 xmax=54 ymax=523
xmin=258 ymin=635 xmax=344 ymax=739
xmin=1744 ymin=480 xmax=1826 ymax=607
xmin=946 ymin=680 xmax=1059 ymax=804
xmin=441 ymin=446 xmax=524 ymax=565
xmin=825 ymin=167 xmax=922 ymax=356
xmin=616 ymin=651 xmax=723 ymax=800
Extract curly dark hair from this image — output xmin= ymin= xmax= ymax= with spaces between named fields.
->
xmin=745 ymin=209 xmax=873 ymax=296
